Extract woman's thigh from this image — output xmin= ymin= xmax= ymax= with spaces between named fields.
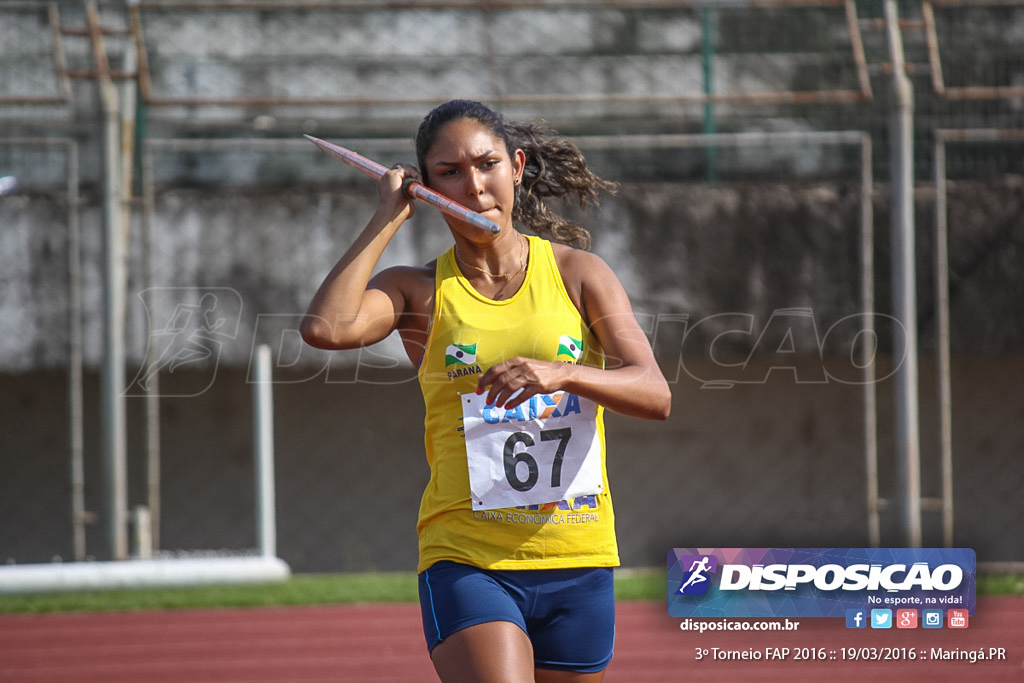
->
xmin=430 ymin=620 xmax=535 ymax=683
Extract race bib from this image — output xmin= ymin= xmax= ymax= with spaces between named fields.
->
xmin=462 ymin=391 xmax=603 ymax=511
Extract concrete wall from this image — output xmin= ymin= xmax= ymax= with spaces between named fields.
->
xmin=1 ymin=179 xmax=1022 ymax=570
xmin=3 ymin=354 xmax=1023 ymax=572
xmin=2 ymin=175 xmax=1021 ymax=373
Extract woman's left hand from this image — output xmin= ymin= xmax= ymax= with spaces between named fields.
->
xmin=476 ymin=357 xmax=568 ymax=410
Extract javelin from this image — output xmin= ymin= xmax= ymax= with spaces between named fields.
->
xmin=304 ymin=135 xmax=500 ymax=234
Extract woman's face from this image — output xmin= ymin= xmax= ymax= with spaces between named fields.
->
xmin=423 ymin=118 xmax=525 ymax=234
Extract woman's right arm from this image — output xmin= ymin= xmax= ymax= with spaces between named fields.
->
xmin=300 ymin=168 xmax=415 ymax=350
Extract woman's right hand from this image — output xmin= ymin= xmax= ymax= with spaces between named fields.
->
xmin=302 ymin=162 xmax=430 ymax=351
xmin=378 ymin=164 xmax=419 ymax=223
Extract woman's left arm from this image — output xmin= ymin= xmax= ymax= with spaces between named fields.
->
xmin=476 ymin=250 xmax=671 ymax=420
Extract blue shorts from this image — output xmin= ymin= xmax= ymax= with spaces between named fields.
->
xmin=418 ymin=561 xmax=615 ymax=673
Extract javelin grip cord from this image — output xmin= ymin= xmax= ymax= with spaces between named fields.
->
xmin=303 ymin=134 xmax=501 ymax=234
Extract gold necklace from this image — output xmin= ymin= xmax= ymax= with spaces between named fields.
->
xmin=455 ymin=235 xmax=526 ymax=279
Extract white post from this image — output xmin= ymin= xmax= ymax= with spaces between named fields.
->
xmin=65 ymin=141 xmax=87 ymax=562
xmin=99 ymin=66 xmax=128 ymax=562
xmin=885 ymin=0 xmax=922 ymax=548
xmin=253 ymin=344 xmax=277 ymax=558
xmin=131 ymin=506 xmax=153 ymax=560
xmin=859 ymin=135 xmax=880 ymax=548
xmin=934 ymin=136 xmax=954 ymax=547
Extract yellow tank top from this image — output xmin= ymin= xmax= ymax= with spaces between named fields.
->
xmin=416 ymin=235 xmax=619 ymax=572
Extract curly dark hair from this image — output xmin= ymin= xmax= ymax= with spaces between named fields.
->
xmin=415 ymin=99 xmax=616 ymax=250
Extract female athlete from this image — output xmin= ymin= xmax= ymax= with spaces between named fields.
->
xmin=302 ymin=99 xmax=671 ymax=683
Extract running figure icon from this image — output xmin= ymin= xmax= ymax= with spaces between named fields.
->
xmin=127 ymin=288 xmax=242 ymax=397
xmin=678 ymin=556 xmax=713 ymax=594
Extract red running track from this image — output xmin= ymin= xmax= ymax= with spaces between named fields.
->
xmin=1 ymin=597 xmax=1021 ymax=682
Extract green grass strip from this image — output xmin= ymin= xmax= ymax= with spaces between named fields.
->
xmin=0 ymin=569 xmax=1018 ymax=616
xmin=0 ymin=572 xmax=418 ymax=615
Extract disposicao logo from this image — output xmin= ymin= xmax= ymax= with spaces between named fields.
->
xmin=667 ymin=548 xmax=976 ymax=619
xmin=675 ymin=555 xmax=717 ymax=596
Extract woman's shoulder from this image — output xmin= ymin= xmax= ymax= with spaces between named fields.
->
xmin=549 ymin=240 xmax=612 ymax=280
xmin=547 ymin=240 xmax=620 ymax=317
xmin=372 ymin=260 xmax=436 ymax=287
xmin=369 ymin=260 xmax=437 ymax=315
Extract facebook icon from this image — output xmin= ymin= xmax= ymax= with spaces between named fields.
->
xmin=845 ymin=609 xmax=867 ymax=629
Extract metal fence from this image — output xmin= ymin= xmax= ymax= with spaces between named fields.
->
xmin=1 ymin=1 xmax=1022 ymax=573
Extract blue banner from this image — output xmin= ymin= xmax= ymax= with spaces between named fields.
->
xmin=667 ymin=548 xmax=976 ymax=618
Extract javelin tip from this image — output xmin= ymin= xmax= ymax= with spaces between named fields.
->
xmin=303 ymin=133 xmax=329 ymax=149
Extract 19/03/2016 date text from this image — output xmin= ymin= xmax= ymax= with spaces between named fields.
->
xmin=695 ymin=647 xmax=1008 ymax=662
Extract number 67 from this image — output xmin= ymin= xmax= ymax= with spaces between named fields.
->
xmin=503 ymin=428 xmax=572 ymax=492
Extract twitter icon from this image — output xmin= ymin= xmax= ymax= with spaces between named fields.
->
xmin=870 ymin=609 xmax=892 ymax=629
